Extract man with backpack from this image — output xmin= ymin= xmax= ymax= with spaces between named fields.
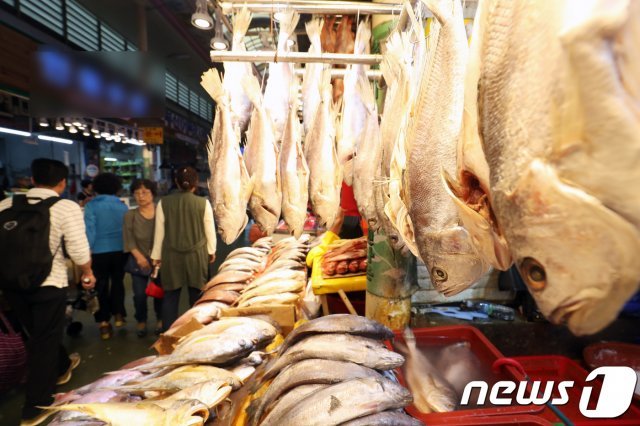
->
xmin=0 ymin=158 xmax=95 ymax=426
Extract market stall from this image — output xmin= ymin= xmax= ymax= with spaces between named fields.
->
xmin=33 ymin=0 xmax=640 ymax=424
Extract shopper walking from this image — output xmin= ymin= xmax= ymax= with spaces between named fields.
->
xmin=76 ymin=178 xmax=94 ymax=207
xmin=0 ymin=159 xmax=95 ymax=426
xmin=123 ymin=179 xmax=162 ymax=337
xmin=84 ymin=173 xmax=128 ymax=340
xmin=151 ymin=167 xmax=216 ymax=331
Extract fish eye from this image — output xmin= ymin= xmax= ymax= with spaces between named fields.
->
xmin=431 ymin=267 xmax=448 ymax=283
xmin=519 ymin=257 xmax=546 ymax=291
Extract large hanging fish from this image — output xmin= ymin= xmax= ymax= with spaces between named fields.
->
xmin=302 ymin=17 xmax=324 ymax=136
xmin=305 ymin=70 xmax=342 ymax=228
xmin=444 ymin=0 xmax=640 ymax=335
xmin=337 ymin=19 xmax=371 ymax=186
xmin=242 ymin=75 xmax=282 ymax=234
xmin=223 ymin=7 xmax=253 ymax=134
xmin=280 ymin=80 xmax=309 ymax=238
xmin=263 ymin=11 xmax=300 ymax=143
xmin=201 ymin=69 xmax=253 ymax=244
xmin=405 ymin=0 xmax=489 ymax=296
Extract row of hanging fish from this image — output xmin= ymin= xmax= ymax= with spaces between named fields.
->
xmin=203 ymin=10 xmax=378 ymax=242
xmin=374 ymin=0 xmax=640 ymax=335
xmin=44 ymin=316 xmax=280 ymax=425
xmin=244 ymin=314 xmax=421 ymax=426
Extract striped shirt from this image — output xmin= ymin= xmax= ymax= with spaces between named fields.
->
xmin=0 ymin=188 xmax=91 ymax=288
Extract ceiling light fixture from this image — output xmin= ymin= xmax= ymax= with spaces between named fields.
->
xmin=55 ymin=118 xmax=64 ymax=130
xmin=83 ymin=128 xmax=90 ymax=136
xmin=72 ymin=118 xmax=82 ymax=127
xmin=38 ymin=118 xmax=49 ymax=127
xmin=191 ymin=0 xmax=213 ymax=29
xmin=210 ymin=8 xmax=228 ymax=50
xmin=64 ymin=120 xmax=72 ymax=127
xmin=38 ymin=135 xmax=73 ymax=144
xmin=69 ymin=126 xmax=78 ymax=134
xmin=0 ymin=126 xmax=31 ymax=137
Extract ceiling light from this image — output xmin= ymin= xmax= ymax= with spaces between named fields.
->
xmin=104 ymin=157 xmax=118 ymax=162
xmin=83 ymin=128 xmax=90 ymax=136
xmin=55 ymin=118 xmax=64 ymax=130
xmin=38 ymin=118 xmax=49 ymax=127
xmin=72 ymin=118 xmax=82 ymax=127
xmin=210 ymin=8 xmax=228 ymax=50
xmin=0 ymin=126 xmax=31 ymax=137
xmin=117 ymin=127 xmax=126 ymax=137
xmin=191 ymin=0 xmax=213 ymax=29
xmin=69 ymin=126 xmax=78 ymax=134
xmin=64 ymin=120 xmax=72 ymax=127
xmin=114 ymin=135 xmax=122 ymax=143
xmin=38 ymin=135 xmax=73 ymax=144
xmin=91 ymin=122 xmax=99 ymax=133
xmin=94 ymin=133 xmax=101 ymax=139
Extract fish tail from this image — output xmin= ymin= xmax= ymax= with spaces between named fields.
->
xmin=278 ymin=11 xmax=300 ymax=47
xmin=241 ymin=75 xmax=264 ymax=109
xmin=419 ymin=0 xmax=453 ymax=25
xmin=356 ymin=76 xmax=376 ymax=114
xmin=319 ymin=67 xmax=333 ymax=102
xmin=354 ymin=19 xmax=372 ymax=54
xmin=403 ymin=327 xmax=417 ymax=350
xmin=305 ymin=17 xmax=324 ymax=48
xmin=201 ymin=69 xmax=226 ymax=103
xmin=232 ymin=7 xmax=252 ymax=46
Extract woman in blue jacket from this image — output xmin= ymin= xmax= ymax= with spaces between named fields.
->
xmin=84 ymin=173 xmax=129 ymax=340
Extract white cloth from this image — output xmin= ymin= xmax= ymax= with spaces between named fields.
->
xmin=0 ymin=188 xmax=91 ymax=288
xmin=150 ymin=198 xmax=216 ymax=260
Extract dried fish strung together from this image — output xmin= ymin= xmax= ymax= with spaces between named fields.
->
xmin=44 ymin=315 xmax=280 ymax=426
xmin=246 ymin=314 xmax=420 ymax=426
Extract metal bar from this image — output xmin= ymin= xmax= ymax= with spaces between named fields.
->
xmin=293 ymin=68 xmax=382 ymax=80
xmin=219 ymin=1 xmax=405 ymax=16
xmin=211 ymin=50 xmax=383 ymax=65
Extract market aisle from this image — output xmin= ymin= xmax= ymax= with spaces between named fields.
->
xmin=0 ymin=228 xmax=249 ymax=426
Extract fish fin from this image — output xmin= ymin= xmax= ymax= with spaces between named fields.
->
xmin=241 ymin=75 xmax=264 ymax=109
xmin=441 ymin=168 xmax=512 ymax=270
xmin=201 ymin=69 xmax=226 ymax=103
xmin=319 ymin=66 xmax=333 ymax=102
xmin=232 ymin=7 xmax=252 ymax=47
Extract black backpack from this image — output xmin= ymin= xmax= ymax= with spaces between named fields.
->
xmin=0 ymin=195 xmax=61 ymax=292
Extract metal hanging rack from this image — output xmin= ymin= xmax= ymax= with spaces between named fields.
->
xmin=210 ymin=50 xmax=383 ymax=65
xmin=293 ymin=68 xmax=382 ymax=80
xmin=218 ymin=0 xmax=406 ymax=16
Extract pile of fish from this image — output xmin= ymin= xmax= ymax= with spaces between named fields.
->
xmin=45 ymin=316 xmax=280 ymax=425
xmin=320 ymin=237 xmax=368 ymax=277
xmin=245 ymin=314 xmax=421 ymax=426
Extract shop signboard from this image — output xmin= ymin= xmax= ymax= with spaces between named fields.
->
xmin=141 ymin=127 xmax=163 ymax=145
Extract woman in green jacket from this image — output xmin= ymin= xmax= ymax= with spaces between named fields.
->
xmin=151 ymin=167 xmax=216 ymax=331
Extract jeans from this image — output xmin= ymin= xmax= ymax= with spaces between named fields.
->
xmin=92 ymin=251 xmax=126 ymax=323
xmin=4 ymin=286 xmax=71 ymax=418
xmin=131 ymin=274 xmax=162 ymax=323
xmin=162 ymin=286 xmax=200 ymax=332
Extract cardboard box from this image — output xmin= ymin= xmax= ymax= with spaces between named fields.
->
xmin=221 ymin=304 xmax=297 ymax=336
xmin=152 ymin=318 xmax=203 ymax=355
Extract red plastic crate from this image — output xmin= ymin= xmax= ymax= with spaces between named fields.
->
xmin=509 ymin=355 xmax=640 ymax=425
xmin=390 ymin=326 xmax=545 ymax=425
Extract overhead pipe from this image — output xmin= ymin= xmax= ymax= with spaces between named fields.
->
xmin=218 ymin=1 xmax=405 ymax=16
xmin=211 ymin=50 xmax=383 ymax=65
xmin=293 ymin=68 xmax=382 ymax=80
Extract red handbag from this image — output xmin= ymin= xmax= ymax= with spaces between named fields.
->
xmin=145 ymin=280 xmax=164 ymax=298
xmin=0 ymin=310 xmax=27 ymax=392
